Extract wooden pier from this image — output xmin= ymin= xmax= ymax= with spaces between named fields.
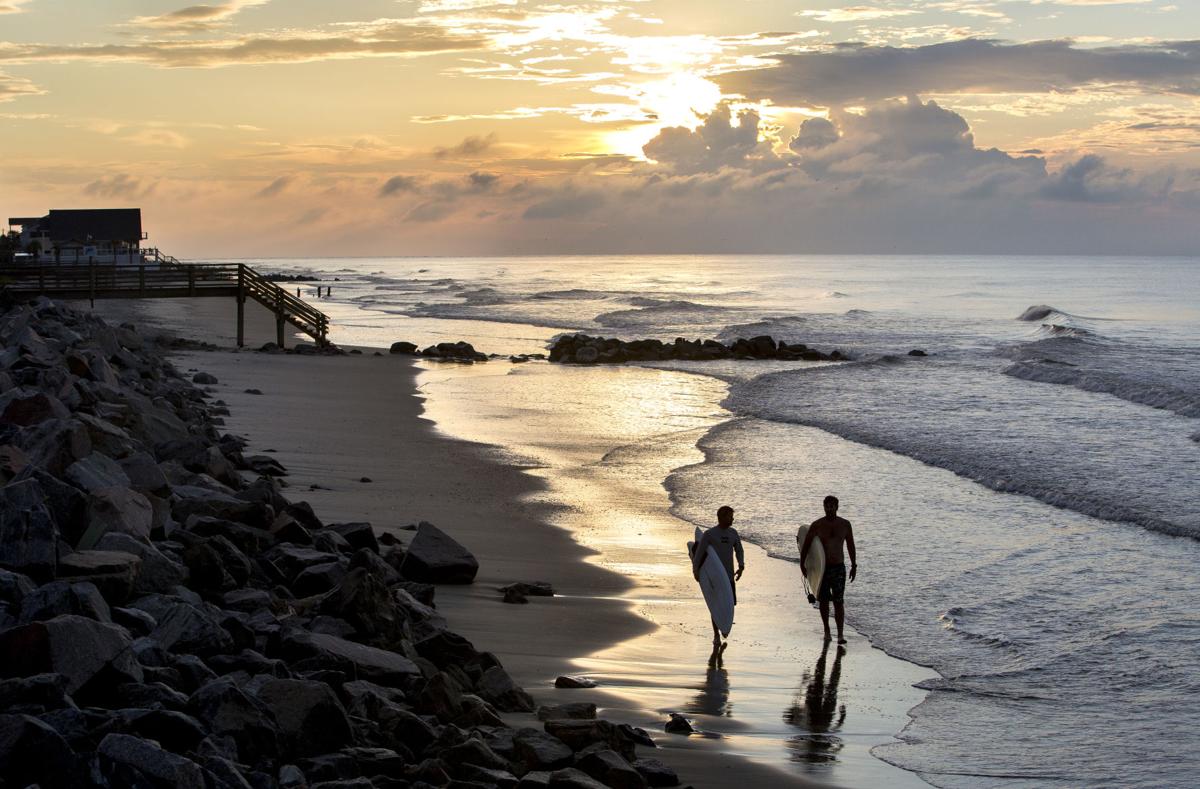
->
xmin=0 ymin=257 xmax=329 ymax=347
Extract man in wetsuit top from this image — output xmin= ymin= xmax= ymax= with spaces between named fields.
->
xmin=799 ymin=495 xmax=857 ymax=645
xmin=693 ymin=505 xmax=745 ymax=652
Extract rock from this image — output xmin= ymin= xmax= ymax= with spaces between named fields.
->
xmin=503 ymin=587 xmax=529 ymax=604
xmin=18 ymin=580 xmax=111 ymax=624
xmin=548 ymin=767 xmax=610 ymax=789
xmin=577 ymin=749 xmax=647 ymax=789
xmin=573 ymin=346 xmax=599 ymax=364
xmin=0 ymin=478 xmax=59 ymax=582
xmin=536 ymin=702 xmax=597 ymax=721
xmin=318 ymin=567 xmax=406 ymax=646
xmin=80 ymin=486 xmax=154 ymax=547
xmin=172 ymin=487 xmax=273 ymax=529
xmin=119 ymin=451 xmax=171 ymax=496
xmin=415 ymin=671 xmax=464 ymax=723
xmin=632 ymin=758 xmax=680 ymax=787
xmin=348 ymin=547 xmax=399 ymax=585
xmin=64 ymin=452 xmax=131 ymax=492
xmin=280 ymin=631 xmax=421 ymax=686
xmin=95 ymin=532 xmax=186 ymax=594
xmin=329 ymin=522 xmax=380 ymax=553
xmin=543 ymin=720 xmax=638 ymax=761
xmin=0 ymin=614 xmax=142 ymax=695
xmin=98 ymin=732 xmax=207 ymax=788
xmin=0 ymin=673 xmax=74 ymax=712
xmin=477 ymin=665 xmax=536 ymax=712
xmin=399 ymin=522 xmax=479 ymax=584
xmin=193 ymin=372 xmax=219 ymax=384
xmin=0 ymin=568 xmax=35 ymax=607
xmin=441 ymin=736 xmax=511 ymax=772
xmin=284 ymin=501 xmax=324 ymax=532
xmin=513 ymin=727 xmax=575 ymax=773
xmin=144 ymin=598 xmax=236 ymax=656
xmin=252 ymin=677 xmax=354 ymax=758
xmin=389 ymin=341 xmax=418 ymax=354
xmin=0 ymin=389 xmax=69 ymax=426
xmin=56 ymin=550 xmax=141 ymax=604
xmin=0 ymin=443 xmax=29 ymax=482
xmin=244 ymin=388 xmax=263 ymax=395
xmin=265 ymin=544 xmax=340 ymax=582
xmin=112 ymin=605 xmax=157 ymax=635
xmin=555 ymin=675 xmax=597 ymax=689
xmin=183 ymin=540 xmax=237 ymax=594
xmin=246 ymin=454 xmax=288 ymax=476
xmin=908 ymin=349 xmax=928 ymax=356
xmin=188 ymin=677 xmax=282 ymax=764
xmin=0 ymin=713 xmax=80 ymax=788
xmin=292 ymin=560 xmax=349 ymax=597
xmin=663 ymin=713 xmax=694 ymax=735
xmin=115 ymin=680 xmax=190 ymax=710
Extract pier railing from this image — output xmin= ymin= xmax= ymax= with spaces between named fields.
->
xmin=0 ymin=260 xmax=329 ymax=347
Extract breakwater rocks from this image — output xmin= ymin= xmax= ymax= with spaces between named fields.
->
xmin=550 ymin=334 xmax=846 ymax=364
xmin=0 ymin=298 xmax=676 ymax=789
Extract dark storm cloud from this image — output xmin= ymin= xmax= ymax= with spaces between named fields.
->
xmin=719 ymin=39 xmax=1200 ymax=106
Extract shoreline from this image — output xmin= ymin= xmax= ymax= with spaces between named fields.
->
xmin=86 ymin=296 xmax=931 ymax=787
xmin=85 ymin=295 xmax=817 ymax=786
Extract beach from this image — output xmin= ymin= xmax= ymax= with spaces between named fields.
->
xmin=91 ymin=293 xmax=934 ymax=788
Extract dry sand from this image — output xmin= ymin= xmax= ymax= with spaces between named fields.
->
xmin=88 ymin=296 xmax=931 ymax=788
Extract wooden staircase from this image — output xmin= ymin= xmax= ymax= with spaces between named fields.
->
xmin=0 ymin=256 xmax=330 ymax=347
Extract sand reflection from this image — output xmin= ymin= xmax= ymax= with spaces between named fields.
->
xmin=784 ymin=644 xmax=847 ymax=766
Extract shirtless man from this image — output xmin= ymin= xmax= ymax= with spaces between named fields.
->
xmin=798 ymin=496 xmax=857 ymax=645
xmin=693 ymin=505 xmax=745 ymax=653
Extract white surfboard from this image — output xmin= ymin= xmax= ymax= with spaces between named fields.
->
xmin=795 ymin=525 xmax=825 ymax=608
xmin=688 ymin=526 xmax=735 ymax=637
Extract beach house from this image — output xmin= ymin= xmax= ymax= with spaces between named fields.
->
xmin=7 ymin=208 xmax=148 ymax=264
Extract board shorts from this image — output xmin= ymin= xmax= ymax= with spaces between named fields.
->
xmin=818 ymin=564 xmax=846 ymax=603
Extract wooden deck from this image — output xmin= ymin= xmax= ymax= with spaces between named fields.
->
xmin=0 ymin=260 xmax=330 ymax=347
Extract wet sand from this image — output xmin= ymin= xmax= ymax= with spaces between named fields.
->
xmin=89 ymin=296 xmax=932 ymax=787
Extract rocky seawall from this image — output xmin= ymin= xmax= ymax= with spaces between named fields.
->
xmin=548 ymin=334 xmax=847 ymax=364
xmin=0 ymin=297 xmax=676 ymax=789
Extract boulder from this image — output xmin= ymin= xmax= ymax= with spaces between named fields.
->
xmin=0 ymin=389 xmax=69 ymax=426
xmin=0 ymin=713 xmax=80 ymax=789
xmin=576 ymin=749 xmax=647 ymax=789
xmin=98 ymin=732 xmax=207 ymax=788
xmin=632 ymin=759 xmax=680 ymax=787
xmin=399 ymin=522 xmax=479 ymax=584
xmin=329 ymin=522 xmax=380 ymax=554
xmin=193 ymin=372 xmax=219 ymax=385
xmin=252 ymin=677 xmax=354 ymax=758
xmin=536 ymin=702 xmax=597 ymax=721
xmin=544 ymin=719 xmax=638 ymax=761
xmin=0 ymin=614 xmax=142 ymax=695
xmin=477 ymin=665 xmax=536 ymax=712
xmin=513 ymin=727 xmax=574 ymax=773
xmin=663 ymin=713 xmax=693 ymax=735
xmin=265 ymin=544 xmax=340 ymax=583
xmin=0 ymin=568 xmax=35 ymax=607
xmin=389 ymin=341 xmax=418 ymax=354
xmin=188 ymin=677 xmax=282 ymax=764
xmin=554 ymin=675 xmax=597 ymax=689
xmin=0 ymin=478 xmax=59 ymax=582
xmin=319 ymin=567 xmax=406 ymax=646
xmin=64 ymin=452 xmax=131 ymax=493
xmin=15 ymin=418 xmax=91 ymax=476
xmin=292 ymin=561 xmax=349 ymax=597
xmin=56 ymin=550 xmax=141 ymax=604
xmin=350 ymin=547 xmax=400 ymax=586
xmin=119 ymin=451 xmax=171 ymax=496
xmin=18 ymin=580 xmax=111 ymax=624
xmin=0 ymin=673 xmax=74 ymax=713
xmin=80 ymin=486 xmax=154 ymax=548
xmin=280 ymin=631 xmax=421 ymax=686
xmin=95 ymin=532 xmax=186 ymax=594
xmin=144 ymin=598 xmax=236 ymax=656
xmin=548 ymin=767 xmax=609 ymax=789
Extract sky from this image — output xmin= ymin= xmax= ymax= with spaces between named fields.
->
xmin=1 ymin=0 xmax=1198 ymax=256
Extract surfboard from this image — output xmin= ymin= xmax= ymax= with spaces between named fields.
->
xmin=688 ymin=526 xmax=735 ymax=638
xmin=795 ymin=525 xmax=825 ymax=608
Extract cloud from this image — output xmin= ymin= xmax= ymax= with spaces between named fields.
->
xmin=643 ymin=103 xmax=774 ymax=174
xmin=125 ymin=128 xmax=190 ymax=147
xmin=433 ymin=132 xmax=498 ymax=160
xmin=83 ymin=174 xmax=152 ymax=198
xmin=522 ymin=189 xmax=604 ymax=220
xmin=379 ymin=175 xmax=421 ymax=196
xmin=1039 ymin=154 xmax=1140 ymax=202
xmin=789 ymin=117 xmax=840 ymax=151
xmin=129 ymin=0 xmax=271 ymax=32
xmin=256 ymin=175 xmax=291 ymax=198
xmin=719 ymin=39 xmax=1200 ymax=107
xmin=0 ymin=0 xmax=32 ymax=13
xmin=799 ymin=6 xmax=920 ymax=23
xmin=0 ymin=23 xmax=488 ymax=68
xmin=0 ymin=71 xmax=43 ymax=102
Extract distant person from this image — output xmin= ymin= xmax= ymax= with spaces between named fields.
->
xmin=693 ymin=505 xmax=745 ymax=654
xmin=798 ymin=496 xmax=856 ymax=645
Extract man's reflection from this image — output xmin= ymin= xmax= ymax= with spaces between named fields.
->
xmin=685 ymin=646 xmax=733 ymax=717
xmin=784 ymin=643 xmax=847 ymax=764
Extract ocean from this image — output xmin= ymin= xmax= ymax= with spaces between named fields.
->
xmin=219 ymin=254 xmax=1200 ymax=788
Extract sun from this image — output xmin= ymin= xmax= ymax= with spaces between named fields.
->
xmin=595 ymin=73 xmax=724 ymax=159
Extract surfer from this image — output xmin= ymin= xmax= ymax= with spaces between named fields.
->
xmin=693 ymin=505 xmax=745 ymax=652
xmin=799 ymin=496 xmax=856 ymax=645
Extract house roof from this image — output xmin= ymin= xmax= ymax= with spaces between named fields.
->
xmin=12 ymin=209 xmax=143 ymax=242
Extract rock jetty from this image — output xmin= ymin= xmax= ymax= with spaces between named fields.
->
xmin=0 ymin=296 xmax=676 ymax=789
xmin=549 ymin=333 xmax=846 ymax=364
